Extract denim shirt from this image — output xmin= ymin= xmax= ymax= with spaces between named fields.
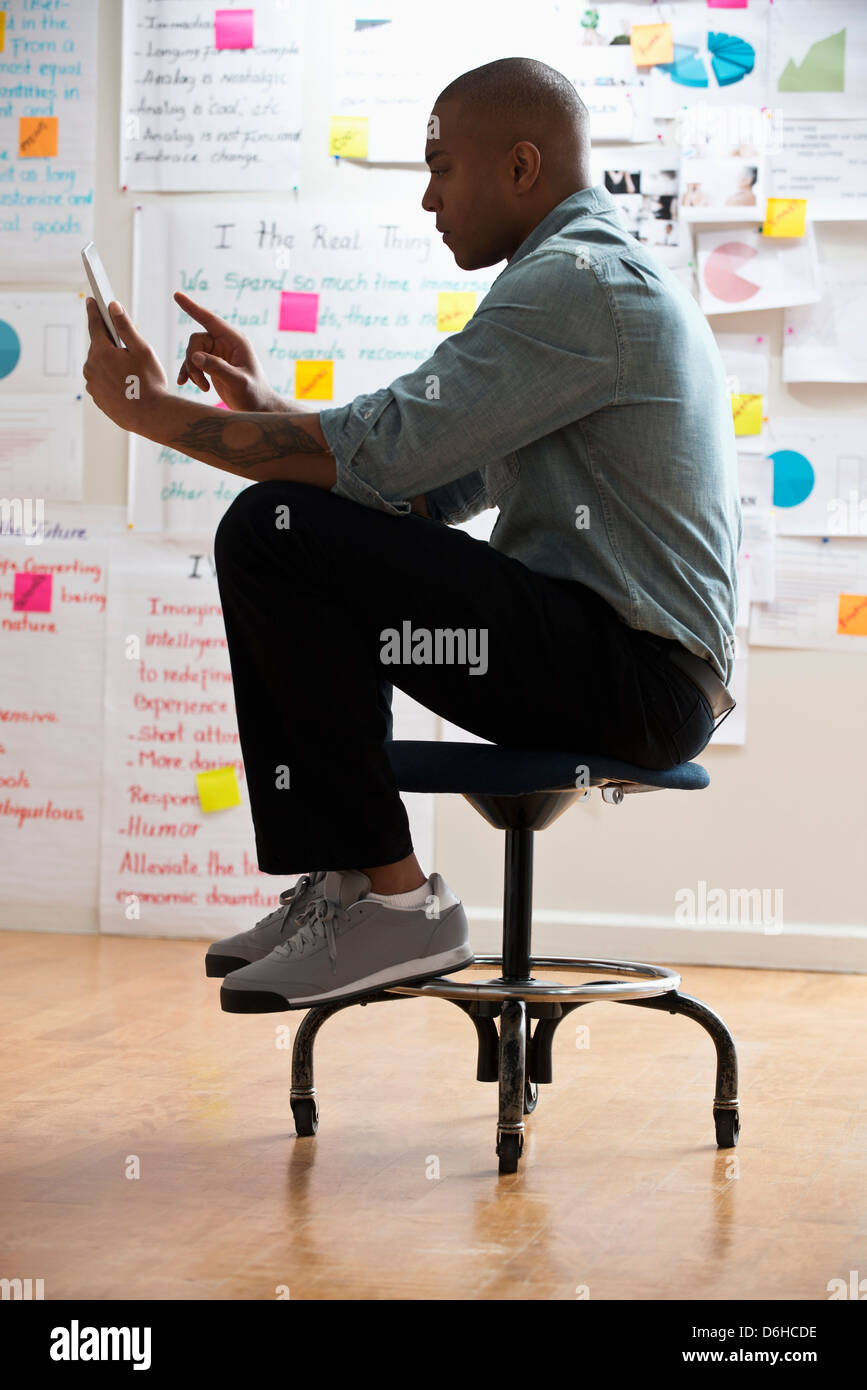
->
xmin=318 ymin=185 xmax=742 ymax=685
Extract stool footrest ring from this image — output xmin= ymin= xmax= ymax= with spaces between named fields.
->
xmin=385 ymin=955 xmax=681 ymax=1004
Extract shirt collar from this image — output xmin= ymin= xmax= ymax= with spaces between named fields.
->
xmin=506 ymin=185 xmax=619 ymax=268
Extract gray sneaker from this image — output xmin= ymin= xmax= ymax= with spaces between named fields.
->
xmin=205 ymin=871 xmax=328 ymax=977
xmin=220 ymin=868 xmax=474 ymax=1012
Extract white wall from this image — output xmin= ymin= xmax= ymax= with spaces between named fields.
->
xmin=7 ymin=0 xmax=865 ymax=969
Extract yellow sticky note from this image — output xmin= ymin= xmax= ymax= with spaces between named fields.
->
xmin=630 ymin=23 xmax=673 ymax=66
xmin=837 ymin=594 xmax=867 ymax=637
xmin=731 ymin=394 xmax=763 ymax=436
xmin=762 ymin=198 xmax=807 ymax=237
xmin=436 ymin=292 xmax=476 ymax=333
xmin=19 ymin=116 xmax=59 ymax=158
xmin=196 ymin=766 xmax=242 ymax=813
xmin=295 ymin=359 xmax=333 ymax=400
xmin=0 ymin=13 xmax=6 ymax=53
xmin=328 ymin=116 xmax=368 ymax=158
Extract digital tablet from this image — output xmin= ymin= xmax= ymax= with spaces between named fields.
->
xmin=81 ymin=241 xmax=124 ymax=348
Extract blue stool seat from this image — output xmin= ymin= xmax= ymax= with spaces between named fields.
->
xmin=385 ymin=739 xmax=710 ymax=796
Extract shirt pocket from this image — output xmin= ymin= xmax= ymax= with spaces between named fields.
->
xmin=484 ymin=453 xmax=521 ymax=507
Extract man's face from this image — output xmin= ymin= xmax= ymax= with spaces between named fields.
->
xmin=421 ymin=100 xmax=519 ymax=270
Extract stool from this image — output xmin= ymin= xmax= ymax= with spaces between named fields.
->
xmin=288 ymin=741 xmax=740 ymax=1174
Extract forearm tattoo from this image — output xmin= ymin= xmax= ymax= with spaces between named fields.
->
xmin=168 ymin=413 xmax=327 ymax=467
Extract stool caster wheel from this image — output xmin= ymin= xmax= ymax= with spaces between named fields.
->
xmin=496 ymin=1130 xmax=524 ymax=1174
xmin=291 ymin=1097 xmax=319 ymax=1136
xmin=523 ymin=1080 xmax=538 ymax=1115
xmin=714 ymin=1107 xmax=739 ymax=1148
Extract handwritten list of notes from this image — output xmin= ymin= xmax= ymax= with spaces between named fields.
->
xmin=0 ymin=507 xmax=116 ymax=910
xmin=120 ymin=0 xmax=304 ymax=192
xmin=99 ymin=533 xmax=435 ymax=937
xmin=129 ymin=198 xmax=497 ymax=533
xmin=0 ymin=0 xmax=97 ymax=282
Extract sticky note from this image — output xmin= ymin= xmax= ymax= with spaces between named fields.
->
xmin=279 ymin=291 xmax=319 ymax=333
xmin=215 ymin=8 xmax=254 ymax=50
xmin=18 ymin=117 xmax=59 ymax=158
xmin=762 ymin=198 xmax=807 ymax=237
xmin=436 ymin=292 xmax=476 ymax=333
xmin=295 ymin=360 xmax=333 ymax=400
xmin=196 ymin=766 xmax=242 ymax=813
xmin=328 ymin=117 xmax=369 ymax=158
xmin=708 ymin=1 xmax=748 ymax=8
xmin=630 ymin=23 xmax=673 ymax=67
xmin=0 ymin=13 xmax=5 ymax=52
xmin=13 ymin=572 xmax=52 ymax=612
xmin=837 ymin=594 xmax=867 ymax=637
xmin=731 ymin=394 xmax=763 ymax=435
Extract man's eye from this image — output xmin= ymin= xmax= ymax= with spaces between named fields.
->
xmin=431 ymin=168 xmax=446 ymax=177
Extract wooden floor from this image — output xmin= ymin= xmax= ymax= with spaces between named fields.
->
xmin=1 ymin=930 xmax=865 ymax=1301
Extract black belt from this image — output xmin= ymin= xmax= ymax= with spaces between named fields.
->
xmin=643 ymin=634 xmax=736 ymax=723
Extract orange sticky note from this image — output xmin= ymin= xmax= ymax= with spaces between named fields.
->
xmin=18 ymin=116 xmax=58 ymax=158
xmin=630 ymin=23 xmax=673 ymax=66
xmin=328 ymin=116 xmax=368 ymax=158
xmin=836 ymin=594 xmax=867 ymax=637
xmin=436 ymin=292 xmax=476 ymax=333
xmin=196 ymin=766 xmax=241 ymax=813
xmin=0 ymin=13 xmax=5 ymax=53
xmin=295 ymin=359 xmax=333 ymax=400
xmin=731 ymin=394 xmax=763 ymax=436
xmin=762 ymin=198 xmax=807 ymax=237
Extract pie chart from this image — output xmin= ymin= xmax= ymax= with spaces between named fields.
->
xmin=703 ymin=242 xmax=761 ymax=304
xmin=657 ymin=32 xmax=755 ymax=89
xmin=769 ymin=449 xmax=815 ymax=508
xmin=0 ymin=319 xmax=21 ymax=378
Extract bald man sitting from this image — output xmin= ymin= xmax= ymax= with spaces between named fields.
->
xmin=170 ymin=59 xmax=743 ymax=1011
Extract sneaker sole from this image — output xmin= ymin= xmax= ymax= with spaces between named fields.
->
xmin=220 ymin=945 xmax=476 ymax=1013
xmin=206 ymin=953 xmax=252 ymax=978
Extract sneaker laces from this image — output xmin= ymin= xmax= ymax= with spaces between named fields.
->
xmin=252 ymin=872 xmax=324 ymax=939
xmin=272 ymin=895 xmax=349 ymax=973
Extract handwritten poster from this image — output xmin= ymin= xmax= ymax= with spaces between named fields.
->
xmin=128 ymin=199 xmax=498 ymax=533
xmin=769 ymin=119 xmax=867 ymax=221
xmin=0 ymin=505 xmax=120 ymax=910
xmin=120 ymin=0 xmax=305 ymax=191
xmin=0 ymin=0 xmax=97 ymax=281
xmin=99 ymin=534 xmax=435 ymax=937
xmin=0 ymin=291 xmax=86 ymax=499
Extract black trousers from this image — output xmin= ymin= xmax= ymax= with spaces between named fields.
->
xmin=213 ymin=481 xmax=716 ymax=874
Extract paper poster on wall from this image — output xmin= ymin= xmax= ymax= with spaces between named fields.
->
xmin=119 ymin=0 xmax=305 ymax=191
xmin=715 ymin=332 xmax=770 ymax=455
xmin=561 ymin=3 xmax=663 ymax=143
xmin=591 ymin=150 xmax=687 ymax=272
xmin=648 ymin=2 xmax=769 ymax=119
xmin=99 ymin=534 xmax=435 ymax=938
xmin=0 ymin=506 xmax=122 ymax=912
xmin=680 ymin=155 xmax=768 ymax=222
xmin=0 ymin=293 xmax=87 ymax=500
xmin=783 ymin=255 xmax=867 ymax=384
xmin=331 ymin=0 xmax=566 ymax=163
xmin=761 ymin=419 xmax=867 ymax=538
xmin=768 ymin=119 xmax=867 ymax=221
xmin=737 ymin=452 xmax=776 ymax=607
xmin=128 ymin=199 xmax=498 ymax=534
xmin=767 ymin=0 xmax=867 ymax=119
xmin=749 ymin=537 xmax=867 ymax=651
xmin=696 ymin=224 xmax=820 ymax=314
xmin=0 ymin=0 xmax=98 ymax=281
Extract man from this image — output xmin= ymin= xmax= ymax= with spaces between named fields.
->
xmin=83 ymin=58 xmax=741 ymax=1014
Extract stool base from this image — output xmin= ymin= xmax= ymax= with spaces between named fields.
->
xmin=288 ymin=956 xmax=740 ymax=1174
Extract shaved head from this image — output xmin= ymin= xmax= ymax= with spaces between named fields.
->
xmin=422 ymin=58 xmax=592 ymax=270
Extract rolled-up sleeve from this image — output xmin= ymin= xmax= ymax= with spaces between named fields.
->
xmin=317 ymin=248 xmax=619 ymax=516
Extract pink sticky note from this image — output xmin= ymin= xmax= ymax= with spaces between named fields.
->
xmin=279 ymin=291 xmax=319 ymax=333
xmin=215 ymin=8 xmax=254 ymax=50
xmin=13 ymin=572 xmax=52 ymax=612
xmin=216 ymin=400 xmax=229 ymax=409
xmin=707 ymin=0 xmax=748 ymax=8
